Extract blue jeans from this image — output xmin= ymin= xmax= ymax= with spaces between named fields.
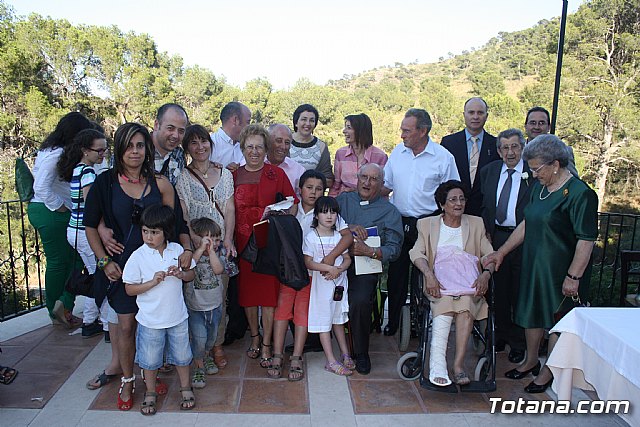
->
xmin=135 ymin=319 xmax=192 ymax=370
xmin=188 ymin=306 xmax=222 ymax=360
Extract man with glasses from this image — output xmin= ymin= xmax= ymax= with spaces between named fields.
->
xmin=480 ymin=128 xmax=533 ymax=364
xmin=524 ymin=107 xmax=578 ymax=177
xmin=380 ymin=108 xmax=459 ymax=337
xmin=337 ymin=163 xmax=403 ymax=373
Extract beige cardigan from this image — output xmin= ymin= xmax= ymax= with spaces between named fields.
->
xmin=409 ymin=214 xmax=494 ymax=271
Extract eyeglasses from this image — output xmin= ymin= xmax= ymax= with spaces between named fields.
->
xmin=447 ymin=197 xmax=466 ymax=204
xmin=531 ymin=162 xmax=551 ymax=174
xmin=357 ymin=174 xmax=380 ymax=183
xmin=244 ymin=145 xmax=265 ymax=152
xmin=87 ymin=147 xmax=108 ymax=155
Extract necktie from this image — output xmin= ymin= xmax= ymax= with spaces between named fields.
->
xmin=496 ymin=169 xmax=515 ymax=224
xmin=469 ymin=136 xmax=479 ymax=186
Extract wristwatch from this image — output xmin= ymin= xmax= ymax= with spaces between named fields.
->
xmin=371 ymin=249 xmax=378 ymax=259
xmin=97 ymin=256 xmax=111 ymax=270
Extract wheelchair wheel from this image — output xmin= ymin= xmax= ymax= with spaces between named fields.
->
xmin=474 ymin=356 xmax=490 ymax=381
xmin=397 ymin=305 xmax=411 ymax=352
xmin=397 ymin=351 xmax=421 ymax=380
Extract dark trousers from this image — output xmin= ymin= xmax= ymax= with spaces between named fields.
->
xmin=386 ymin=216 xmax=422 ymax=332
xmin=225 ymin=275 xmax=248 ymax=339
xmin=490 ymin=228 xmax=525 ymax=350
xmin=347 ymin=269 xmax=380 ymax=355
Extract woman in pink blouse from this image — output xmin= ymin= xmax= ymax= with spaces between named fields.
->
xmin=328 ymin=113 xmax=388 ymax=196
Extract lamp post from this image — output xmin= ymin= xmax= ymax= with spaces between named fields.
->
xmin=551 ymin=0 xmax=569 ymax=134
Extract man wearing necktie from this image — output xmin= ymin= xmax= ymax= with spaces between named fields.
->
xmin=480 ymin=128 xmax=533 ymax=364
xmin=441 ymin=97 xmax=500 ymax=216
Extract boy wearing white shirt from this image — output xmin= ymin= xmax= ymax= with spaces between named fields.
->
xmin=123 ymin=205 xmax=196 ymax=415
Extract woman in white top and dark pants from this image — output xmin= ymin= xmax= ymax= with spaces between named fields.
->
xmin=27 ymin=112 xmax=95 ymax=327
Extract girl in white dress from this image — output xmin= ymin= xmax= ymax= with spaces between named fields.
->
xmin=303 ymin=196 xmax=353 ymax=376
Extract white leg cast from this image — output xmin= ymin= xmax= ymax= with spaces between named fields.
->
xmin=429 ymin=314 xmax=453 ymax=386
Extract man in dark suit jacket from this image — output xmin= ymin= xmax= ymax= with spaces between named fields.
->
xmin=442 ymin=97 xmax=500 ymax=216
xmin=480 ymin=128 xmax=533 ymax=364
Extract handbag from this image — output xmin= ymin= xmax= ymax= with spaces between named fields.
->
xmin=185 ymin=165 xmax=225 ymax=219
xmin=65 ymin=222 xmax=95 ymax=297
xmin=15 ymin=156 xmax=35 ymax=202
xmin=553 ymin=295 xmax=588 ymax=323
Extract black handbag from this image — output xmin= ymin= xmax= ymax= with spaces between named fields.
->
xmin=64 ymin=205 xmax=94 ymax=297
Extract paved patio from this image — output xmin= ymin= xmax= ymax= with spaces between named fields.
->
xmin=0 ymin=302 xmax=630 ymax=426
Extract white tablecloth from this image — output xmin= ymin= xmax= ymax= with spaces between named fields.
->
xmin=547 ymin=308 xmax=640 ymax=426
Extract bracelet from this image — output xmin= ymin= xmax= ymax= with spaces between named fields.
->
xmin=482 ymin=268 xmax=491 ymax=274
xmin=97 ymin=256 xmax=111 ymax=270
xmin=183 ymin=248 xmax=193 ymax=253
xmin=566 ymin=273 xmax=581 ymax=280
xmin=371 ymin=249 xmax=377 ymax=259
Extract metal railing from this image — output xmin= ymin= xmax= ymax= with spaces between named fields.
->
xmin=0 ymin=199 xmax=45 ymax=321
xmin=0 ymin=200 xmax=638 ymax=321
xmin=591 ymin=212 xmax=640 ymax=306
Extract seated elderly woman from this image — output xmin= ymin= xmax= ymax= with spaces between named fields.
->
xmin=409 ymin=180 xmax=495 ymax=387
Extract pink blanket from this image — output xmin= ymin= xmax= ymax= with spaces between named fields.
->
xmin=433 ymin=245 xmax=479 ymax=296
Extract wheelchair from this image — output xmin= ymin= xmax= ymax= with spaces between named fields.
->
xmin=396 ymin=274 xmax=497 ymax=393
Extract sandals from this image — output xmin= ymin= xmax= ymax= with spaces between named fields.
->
xmin=259 ymin=343 xmax=272 ymax=368
xmin=267 ymin=354 xmax=283 ymax=379
xmin=179 ymin=386 xmax=196 ymax=410
xmin=86 ymin=370 xmax=117 ymax=390
xmin=288 ymin=356 xmax=304 ymax=382
xmin=140 ymin=369 xmax=168 ymax=395
xmin=213 ymin=345 xmax=228 ymax=369
xmin=191 ymin=368 xmax=206 ymax=389
xmin=117 ymin=375 xmax=136 ymax=411
xmin=341 ymin=354 xmax=356 ymax=370
xmin=246 ymin=333 xmax=261 ymax=359
xmin=140 ymin=391 xmax=157 ymax=416
xmin=203 ymin=356 xmax=219 ymax=375
xmin=0 ymin=366 xmax=18 ymax=385
xmin=454 ymin=371 xmax=471 ymax=386
xmin=324 ymin=361 xmax=352 ymax=376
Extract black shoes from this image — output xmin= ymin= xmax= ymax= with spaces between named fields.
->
xmin=508 ymin=349 xmax=526 ymax=364
xmin=505 ymin=361 xmax=541 ymax=380
xmin=82 ymin=321 xmax=103 ymax=339
xmin=355 ymin=353 xmax=371 ymax=375
xmin=383 ymin=326 xmax=396 ymax=336
xmin=524 ymin=378 xmax=553 ymax=393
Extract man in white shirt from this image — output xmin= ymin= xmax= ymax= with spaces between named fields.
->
xmin=210 ymin=102 xmax=251 ymax=172
xmin=480 ymin=128 xmax=532 ymax=364
xmin=267 ymin=124 xmax=306 ymax=194
xmin=381 ymin=108 xmax=459 ymax=337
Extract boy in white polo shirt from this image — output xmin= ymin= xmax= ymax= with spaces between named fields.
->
xmin=123 ymin=204 xmax=196 ymax=415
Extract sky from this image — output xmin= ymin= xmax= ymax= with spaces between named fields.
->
xmin=10 ymin=0 xmax=585 ymax=90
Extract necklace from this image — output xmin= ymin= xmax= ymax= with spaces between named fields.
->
xmin=119 ymin=173 xmax=141 ymax=184
xmin=539 ymin=173 xmax=572 ymax=200
xmin=192 ymin=162 xmax=211 ymax=178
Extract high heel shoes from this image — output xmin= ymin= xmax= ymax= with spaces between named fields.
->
xmin=504 ymin=361 xmax=541 ymax=380
xmin=525 ymin=377 xmax=553 ymax=393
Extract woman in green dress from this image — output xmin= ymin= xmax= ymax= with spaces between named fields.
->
xmin=484 ymin=134 xmax=598 ymax=394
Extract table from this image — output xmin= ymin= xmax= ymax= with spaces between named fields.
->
xmin=547 ymin=307 xmax=640 ymax=426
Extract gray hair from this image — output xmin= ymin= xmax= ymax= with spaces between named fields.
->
xmin=404 ymin=108 xmax=432 ymax=134
xmin=266 ymin=123 xmax=293 ymax=149
xmin=522 ymin=134 xmax=570 ymax=168
xmin=358 ymin=163 xmax=385 ymax=181
xmin=496 ymin=128 xmax=525 ymax=151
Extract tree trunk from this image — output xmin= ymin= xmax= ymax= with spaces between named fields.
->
xmin=594 ymin=119 xmax=617 ymax=212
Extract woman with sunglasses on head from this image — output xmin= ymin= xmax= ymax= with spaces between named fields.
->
xmin=84 ymin=122 xmax=176 ymax=411
xmin=484 ymin=134 xmax=597 ymax=394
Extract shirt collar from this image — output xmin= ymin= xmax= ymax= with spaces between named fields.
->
xmin=215 ymin=127 xmax=234 ymax=144
xmin=400 ymin=139 xmax=434 ymax=157
xmin=501 ymin=158 xmax=524 ymax=174
xmin=465 ymin=129 xmax=485 ymax=142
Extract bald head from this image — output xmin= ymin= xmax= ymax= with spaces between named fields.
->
xmin=267 ymin=123 xmax=293 ymax=165
xmin=463 ymin=97 xmax=488 ymax=135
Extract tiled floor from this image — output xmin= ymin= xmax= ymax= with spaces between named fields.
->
xmin=0 ymin=310 xmax=630 ymax=426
